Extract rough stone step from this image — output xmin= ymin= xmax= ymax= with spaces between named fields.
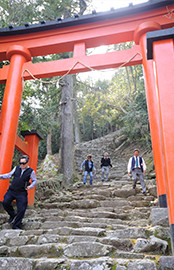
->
xmin=63 ymin=210 xmax=130 ymax=219
xmin=106 ymin=227 xmax=151 ymax=239
xmin=113 ymin=258 xmax=158 ymax=270
xmin=0 ymin=257 xmax=34 ymax=270
xmin=63 ymin=242 xmax=114 ymax=258
xmin=0 ymin=231 xmax=134 ymax=253
xmin=7 ymin=243 xmax=66 ymax=258
xmin=0 ymin=256 xmax=162 ymax=270
xmin=37 ymin=198 xmax=101 ymax=210
xmin=40 ymin=220 xmax=110 ymax=229
xmin=4 ymin=242 xmax=115 ymax=259
xmin=63 ymin=216 xmax=125 ymax=225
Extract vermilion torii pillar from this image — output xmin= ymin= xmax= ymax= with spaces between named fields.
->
xmin=21 ymin=130 xmax=43 ymax=206
xmin=0 ymin=45 xmax=31 ymax=201
xmin=134 ymin=22 xmax=167 ymax=208
xmin=146 ymin=29 xmax=174 ymax=253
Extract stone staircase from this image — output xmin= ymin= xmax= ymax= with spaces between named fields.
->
xmin=74 ymin=130 xmax=128 ymax=180
xmin=0 ymin=176 xmax=172 ymax=270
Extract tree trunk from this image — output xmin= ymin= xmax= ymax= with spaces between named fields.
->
xmin=47 ymin=130 xmax=52 ymax=155
xmin=74 ymin=107 xmax=81 ymax=144
xmin=60 ymin=75 xmax=74 ymax=185
xmin=73 ymin=77 xmax=81 ymax=144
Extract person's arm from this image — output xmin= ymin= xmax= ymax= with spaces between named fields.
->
xmin=142 ymin=158 xmax=146 ymax=174
xmin=80 ymin=160 xmax=85 ymax=170
xmin=109 ymin=158 xmax=112 ymax=167
xmin=0 ymin=167 xmax=16 ymax=179
xmin=93 ymin=164 xmax=96 ymax=171
xmin=26 ymin=170 xmax=37 ymax=190
xmin=127 ymin=158 xmax=132 ymax=175
xmin=101 ymin=158 xmax=103 ymax=168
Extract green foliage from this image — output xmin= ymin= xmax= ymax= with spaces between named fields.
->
xmin=0 ymin=0 xmax=41 ymax=27
xmin=76 ymin=62 xmax=151 ymax=148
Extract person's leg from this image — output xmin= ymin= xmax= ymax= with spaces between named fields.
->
xmin=101 ymin=167 xmax=105 ymax=181
xmin=105 ymin=167 xmax=109 ymax=182
xmin=2 ymin=190 xmax=16 ymax=221
xmin=83 ymin=171 xmax=88 ymax=184
xmin=138 ymin=171 xmax=147 ymax=193
xmin=12 ymin=191 xmax=28 ymax=229
xmin=89 ymin=172 xmax=93 ymax=185
xmin=132 ymin=170 xmax=138 ymax=188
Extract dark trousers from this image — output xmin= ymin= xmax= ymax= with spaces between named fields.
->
xmin=2 ymin=189 xmax=28 ymax=228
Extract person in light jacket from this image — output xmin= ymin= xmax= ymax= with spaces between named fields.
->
xmin=127 ymin=149 xmax=147 ymax=194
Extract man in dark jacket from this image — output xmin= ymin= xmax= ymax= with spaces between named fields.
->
xmin=80 ymin=154 xmax=96 ymax=185
xmin=101 ymin=152 xmax=112 ymax=182
xmin=0 ymin=155 xmax=37 ymax=229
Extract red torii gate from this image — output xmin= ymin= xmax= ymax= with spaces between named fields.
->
xmin=0 ymin=0 xmax=174 ymax=249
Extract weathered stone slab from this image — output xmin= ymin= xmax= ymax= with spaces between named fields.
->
xmin=0 ymin=236 xmax=7 ymax=245
xmin=159 ymin=256 xmax=174 ymax=270
xmin=114 ymin=251 xmax=144 ymax=259
xmin=72 ymin=227 xmax=106 ymax=237
xmin=96 ymin=190 xmax=112 ymax=197
xmin=0 ymin=246 xmax=8 ymax=256
xmin=64 ymin=242 xmax=114 ymax=258
xmin=0 ymin=214 xmax=8 ymax=225
xmin=68 ymin=257 xmax=114 ymax=270
xmin=21 ymin=229 xmax=44 ymax=236
xmin=134 ymin=236 xmax=168 ymax=254
xmin=112 ymin=189 xmax=136 ymax=198
xmin=9 ymin=236 xmax=29 ymax=246
xmin=92 ymin=217 xmax=123 ymax=225
xmin=70 ymin=199 xmax=100 ymax=209
xmin=149 ymin=225 xmax=171 ymax=241
xmin=0 ymin=230 xmax=21 ymax=238
xmin=34 ymin=258 xmax=65 ymax=270
xmin=0 ymin=257 xmax=33 ymax=270
xmin=148 ymin=186 xmax=157 ymax=197
xmin=116 ymin=266 xmax=127 ymax=270
xmin=66 ymin=235 xmax=98 ymax=244
xmin=41 ymin=221 xmax=79 ymax=230
xmin=150 ymin=208 xmax=169 ymax=227
xmin=18 ymin=243 xmax=65 ymax=258
xmin=87 ymin=211 xmax=123 ymax=219
xmin=101 ymin=237 xmax=132 ymax=251
xmin=107 ymin=227 xmax=149 ymax=239
xmin=127 ymin=259 xmax=157 ymax=270
xmin=22 ymin=221 xmax=42 ymax=230
xmin=100 ymin=200 xmax=128 ymax=208
xmin=37 ymin=234 xmax=61 ymax=244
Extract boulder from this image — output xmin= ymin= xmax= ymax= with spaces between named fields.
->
xmin=134 ymin=236 xmax=168 ymax=254
xmin=0 ymin=258 xmax=33 ymax=270
xmin=127 ymin=259 xmax=157 ymax=270
xmin=159 ymin=256 xmax=174 ymax=270
xmin=150 ymin=208 xmax=169 ymax=227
